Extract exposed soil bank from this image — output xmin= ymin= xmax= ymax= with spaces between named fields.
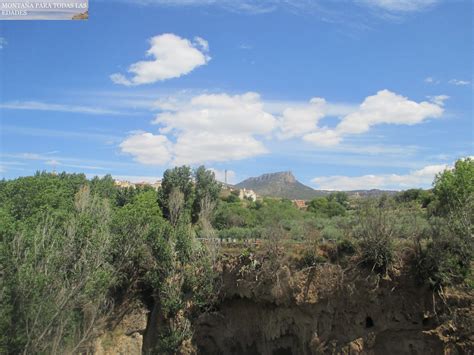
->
xmin=191 ymin=255 xmax=473 ymax=354
xmin=96 ymin=255 xmax=473 ymax=354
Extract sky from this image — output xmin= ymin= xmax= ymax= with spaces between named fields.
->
xmin=0 ymin=0 xmax=472 ymax=190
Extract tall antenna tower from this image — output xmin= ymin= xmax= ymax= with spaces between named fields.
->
xmin=225 ymin=169 xmax=228 ymax=185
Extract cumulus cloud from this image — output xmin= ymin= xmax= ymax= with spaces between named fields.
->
xmin=337 ymin=90 xmax=444 ymax=134
xmin=279 ymin=97 xmax=326 ymax=139
xmin=120 ymin=92 xmax=276 ymax=165
xmin=312 ymin=162 xmax=450 ymax=191
xmin=359 ymin=0 xmax=439 ymax=12
xmin=120 ymin=132 xmax=172 ymax=165
xmin=449 ymin=79 xmax=471 ymax=86
xmin=120 ymin=89 xmax=448 ymax=166
xmin=281 ymin=90 xmax=445 ymax=147
xmin=111 ymin=33 xmax=210 ymax=86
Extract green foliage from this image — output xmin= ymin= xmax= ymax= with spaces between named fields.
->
xmin=308 ymin=196 xmax=346 ymax=218
xmin=354 ymin=201 xmax=395 ymax=273
xmin=111 ymin=190 xmax=171 ymax=288
xmin=225 ymin=191 xmax=241 ymax=203
xmin=321 ymin=225 xmax=344 ymax=241
xmin=415 ymin=158 xmax=474 ymax=289
xmin=327 ymin=191 xmax=349 ymax=208
xmin=255 ymin=198 xmax=302 ymax=226
xmin=431 ymin=157 xmax=474 ymax=216
xmin=159 ymin=166 xmax=194 ymax=221
xmin=416 ymin=221 xmax=472 ymax=289
xmin=218 ymin=226 xmax=263 ymax=240
xmin=90 ymin=174 xmax=117 ymax=201
xmin=213 ymin=202 xmax=256 ymax=229
xmin=0 ymin=186 xmax=116 ymax=354
xmin=0 ymin=171 xmax=87 ymax=220
xmin=193 ymin=166 xmax=221 ymax=223
xmin=1 ymin=161 xmax=472 ymax=353
xmin=396 ymin=188 xmax=433 ymax=207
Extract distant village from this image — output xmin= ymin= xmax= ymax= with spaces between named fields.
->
xmin=113 ymin=179 xmax=308 ymax=209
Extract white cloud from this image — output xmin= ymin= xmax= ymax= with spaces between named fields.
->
xmin=120 ymin=92 xmax=276 ymax=166
xmin=0 ymin=101 xmax=125 ymax=115
xmin=337 ymin=90 xmax=444 ymax=135
xmin=44 ymin=159 xmax=105 ymax=170
xmin=279 ymin=97 xmax=326 ymax=139
xmin=111 ymin=33 xmax=210 ymax=86
xmin=424 ymin=76 xmax=439 ymax=84
xmin=193 ymin=36 xmax=209 ymax=52
xmin=0 ymin=37 xmax=7 ymax=49
xmin=303 ymin=129 xmax=342 ymax=146
xmin=312 ymin=162 xmax=450 ymax=191
xmin=428 ymin=95 xmax=449 ymax=106
xmin=359 ymin=0 xmax=439 ymax=12
xmin=120 ymin=132 xmax=172 ymax=165
xmin=449 ymin=79 xmax=471 ymax=86
xmin=279 ymin=89 xmax=445 ymax=147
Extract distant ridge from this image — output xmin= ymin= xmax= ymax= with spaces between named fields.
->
xmin=235 ymin=171 xmax=325 ymax=200
xmin=235 ymin=171 xmax=397 ymax=200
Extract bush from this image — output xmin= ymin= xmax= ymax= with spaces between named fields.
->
xmin=213 ymin=202 xmax=256 ymax=229
xmin=0 ymin=187 xmax=116 ymax=354
xmin=218 ymin=227 xmax=262 ymax=240
xmin=414 ymin=158 xmax=474 ymax=289
xmin=321 ymin=225 xmax=344 ymax=241
xmin=354 ymin=201 xmax=395 ymax=273
xmin=298 ymin=248 xmax=327 ymax=268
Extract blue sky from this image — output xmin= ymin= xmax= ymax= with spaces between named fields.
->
xmin=0 ymin=0 xmax=472 ymax=190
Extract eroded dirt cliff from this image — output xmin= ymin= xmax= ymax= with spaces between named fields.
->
xmin=95 ymin=254 xmax=473 ymax=354
xmin=191 ymin=254 xmax=473 ymax=354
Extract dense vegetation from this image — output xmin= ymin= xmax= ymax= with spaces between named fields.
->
xmin=0 ymin=159 xmax=472 ymax=353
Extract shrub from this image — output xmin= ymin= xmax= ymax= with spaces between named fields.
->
xmin=298 ymin=248 xmax=327 ymax=268
xmin=354 ymin=201 xmax=395 ymax=273
xmin=218 ymin=226 xmax=262 ymax=240
xmin=414 ymin=158 xmax=474 ymax=289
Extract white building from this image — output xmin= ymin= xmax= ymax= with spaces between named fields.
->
xmin=239 ymin=188 xmax=257 ymax=201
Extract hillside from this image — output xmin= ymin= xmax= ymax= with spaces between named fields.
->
xmin=235 ymin=171 xmax=397 ymax=200
xmin=235 ymin=171 xmax=326 ymax=200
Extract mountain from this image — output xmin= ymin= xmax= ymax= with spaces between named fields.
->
xmin=235 ymin=171 xmax=398 ymax=200
xmin=235 ymin=171 xmax=325 ymax=200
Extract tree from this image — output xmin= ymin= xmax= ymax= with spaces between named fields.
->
xmin=327 ymin=192 xmax=349 ymax=208
xmin=308 ymin=196 xmax=346 ymax=218
xmin=158 ymin=166 xmax=194 ymax=222
xmin=1 ymin=186 xmax=116 ymax=354
xmin=192 ymin=166 xmax=221 ymax=223
xmin=432 ymin=157 xmax=474 ymax=217
xmin=416 ymin=158 xmax=474 ymax=288
xmin=90 ymin=174 xmax=117 ymax=201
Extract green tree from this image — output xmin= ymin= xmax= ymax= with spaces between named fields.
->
xmin=158 ymin=166 xmax=194 ymax=222
xmin=431 ymin=157 xmax=474 ymax=217
xmin=416 ymin=158 xmax=474 ymax=288
xmin=308 ymin=196 xmax=346 ymax=218
xmin=192 ymin=166 xmax=221 ymax=223
xmin=0 ymin=186 xmax=116 ymax=354
xmin=327 ymin=192 xmax=349 ymax=208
